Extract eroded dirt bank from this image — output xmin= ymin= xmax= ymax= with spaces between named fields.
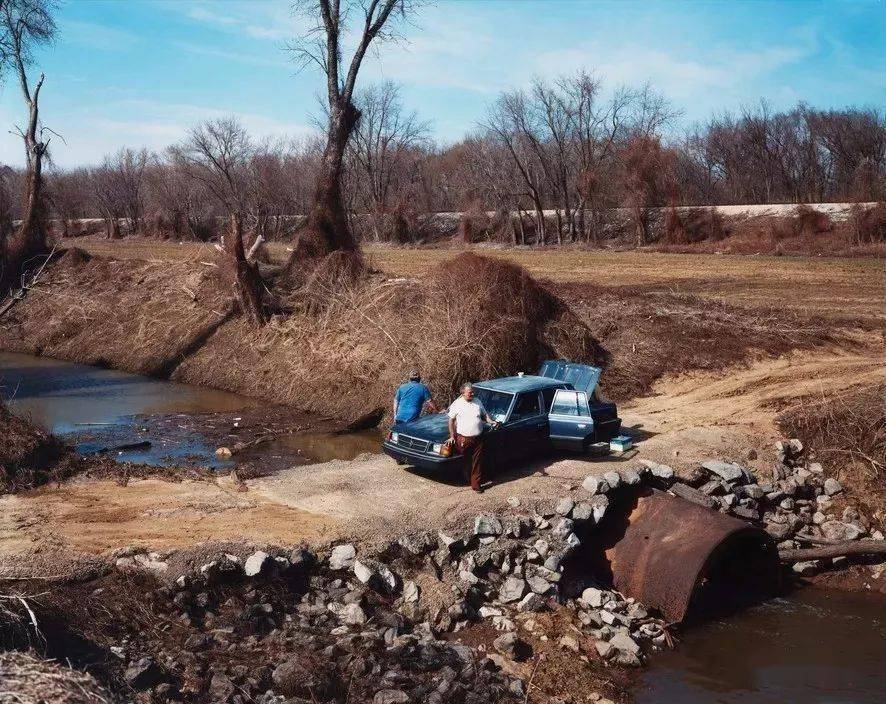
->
xmin=3 ymin=243 xmax=878 ymax=423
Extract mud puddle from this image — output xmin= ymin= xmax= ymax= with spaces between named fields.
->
xmin=0 ymin=351 xmax=379 ymax=470
xmin=638 ymin=587 xmax=886 ymax=703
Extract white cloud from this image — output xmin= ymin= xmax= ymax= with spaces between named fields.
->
xmin=179 ymin=1 xmax=294 ymax=41
xmin=61 ymin=19 xmax=143 ymax=52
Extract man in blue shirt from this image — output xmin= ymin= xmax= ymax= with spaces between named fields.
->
xmin=393 ymin=370 xmax=437 ymax=423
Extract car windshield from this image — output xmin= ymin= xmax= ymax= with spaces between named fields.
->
xmin=473 ymin=387 xmax=513 ymax=423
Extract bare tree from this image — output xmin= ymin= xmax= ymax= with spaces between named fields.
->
xmin=286 ymin=0 xmax=418 ymax=267
xmin=618 ymin=135 xmax=676 ymax=246
xmin=109 ymin=147 xmax=149 ymax=235
xmin=0 ymin=165 xmax=18 ymax=249
xmin=172 ymin=118 xmax=266 ymax=326
xmin=0 ymin=0 xmax=56 ymax=292
xmin=47 ymin=167 xmax=88 ymax=237
xmin=349 ymin=81 xmax=429 ymax=240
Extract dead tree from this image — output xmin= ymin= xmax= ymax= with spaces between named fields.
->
xmin=172 ymin=118 xmax=267 ymax=326
xmin=285 ymin=0 xmax=418 ymax=271
xmin=0 ymin=0 xmax=56 ymax=293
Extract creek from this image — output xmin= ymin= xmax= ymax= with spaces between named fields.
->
xmin=639 ymin=587 xmax=886 ymax=703
xmin=0 ymin=351 xmax=378 ymax=468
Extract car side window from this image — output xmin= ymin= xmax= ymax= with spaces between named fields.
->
xmin=541 ymin=387 xmax=557 ymax=413
xmin=510 ymin=391 xmax=542 ymax=421
xmin=550 ymin=389 xmax=580 ymax=416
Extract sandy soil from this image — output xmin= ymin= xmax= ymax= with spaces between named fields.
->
xmin=4 ymin=343 xmax=881 ymax=572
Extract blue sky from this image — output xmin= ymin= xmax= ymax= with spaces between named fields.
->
xmin=1 ymin=0 xmax=883 ymax=167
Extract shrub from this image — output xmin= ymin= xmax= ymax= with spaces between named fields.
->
xmin=849 ymin=202 xmax=886 ymax=244
xmin=793 ymin=204 xmax=833 ymax=237
xmin=663 ymin=207 xmax=728 ymax=243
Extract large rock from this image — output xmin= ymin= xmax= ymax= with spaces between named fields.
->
xmin=670 ymin=483 xmax=717 ymax=510
xmin=588 ymin=495 xmax=609 ymax=524
xmin=474 ymin=515 xmax=504 ymax=536
xmin=209 ymin=673 xmax=235 ymax=701
xmin=499 ymin=577 xmax=527 ymax=603
xmin=330 ymin=544 xmax=356 ymax=570
xmin=374 ymin=690 xmax=410 ymax=704
xmin=340 ymin=602 xmax=368 ymax=625
xmin=610 ymin=631 xmax=640 ymax=655
xmin=402 ymin=580 xmax=420 ymax=604
xmin=244 ymin=550 xmax=270 ymax=577
xmin=602 ymin=471 xmax=622 ymax=490
xmin=527 ymin=576 xmax=553 ymax=595
xmin=701 ymin=460 xmax=745 ymax=483
xmin=124 ymin=657 xmax=163 ymax=690
xmin=823 ymin=478 xmax=843 ymax=496
xmin=555 ymin=498 xmax=575 ymax=516
xmin=493 ymin=631 xmax=520 ymax=657
xmin=517 ymin=592 xmax=545 ymax=612
xmin=551 ymin=517 xmax=574 ymax=538
xmin=821 ymin=521 xmax=863 ymax=542
xmin=639 ymin=459 xmax=675 ymax=480
xmin=579 ymin=587 xmax=607 ymax=608
xmin=353 ymin=559 xmax=398 ymax=592
xmin=582 ymin=475 xmax=610 ymax=495
xmin=619 ymin=467 xmax=642 ymax=486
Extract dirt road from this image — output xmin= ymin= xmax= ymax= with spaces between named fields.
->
xmin=4 ymin=343 xmax=881 ymax=572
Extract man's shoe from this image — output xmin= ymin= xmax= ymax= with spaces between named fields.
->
xmin=473 ymin=486 xmax=484 ymax=494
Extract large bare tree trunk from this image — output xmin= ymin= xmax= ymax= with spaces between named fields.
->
xmin=227 ymin=213 xmax=267 ymax=327
xmin=2 ymin=74 xmax=48 ymax=293
xmin=295 ymin=102 xmax=362 ymax=261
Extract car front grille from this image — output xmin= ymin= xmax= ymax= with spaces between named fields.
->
xmin=397 ymin=434 xmax=431 ymax=453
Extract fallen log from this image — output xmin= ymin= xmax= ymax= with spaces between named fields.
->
xmin=92 ymin=440 xmax=152 ymax=454
xmin=779 ymin=540 xmax=886 ymax=563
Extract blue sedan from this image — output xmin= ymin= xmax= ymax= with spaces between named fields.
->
xmin=381 ymin=361 xmax=621 ymax=472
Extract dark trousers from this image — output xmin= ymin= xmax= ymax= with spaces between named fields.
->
xmin=456 ymin=434 xmax=484 ymax=490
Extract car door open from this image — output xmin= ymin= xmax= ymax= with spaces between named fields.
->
xmin=548 ymin=388 xmax=595 ymax=451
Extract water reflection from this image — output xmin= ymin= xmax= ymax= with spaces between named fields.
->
xmin=1 ymin=351 xmax=261 ymax=433
xmin=0 ymin=352 xmax=379 ymax=469
xmin=638 ymin=588 xmax=886 ymax=703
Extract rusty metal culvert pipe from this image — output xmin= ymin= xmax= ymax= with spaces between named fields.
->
xmin=596 ymin=487 xmax=780 ymax=623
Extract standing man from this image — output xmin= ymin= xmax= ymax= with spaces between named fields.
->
xmin=448 ymin=383 xmax=500 ymax=493
xmin=393 ymin=370 xmax=437 ymax=424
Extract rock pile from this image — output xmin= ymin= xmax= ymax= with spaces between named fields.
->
xmin=105 ymin=437 xmax=880 ymax=701
xmin=636 ymin=440 xmax=882 ymax=576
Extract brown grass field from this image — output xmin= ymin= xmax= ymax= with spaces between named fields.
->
xmin=61 ymin=237 xmax=885 ymax=322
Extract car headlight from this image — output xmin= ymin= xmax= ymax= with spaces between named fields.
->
xmin=391 ymin=432 xmax=399 ymax=444
xmin=432 ymin=443 xmax=442 ymax=454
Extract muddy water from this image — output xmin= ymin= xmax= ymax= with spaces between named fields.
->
xmin=638 ymin=588 xmax=886 ymax=703
xmin=0 ymin=351 xmax=378 ymax=467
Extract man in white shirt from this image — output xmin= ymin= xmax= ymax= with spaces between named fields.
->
xmin=448 ymin=383 xmax=499 ymax=493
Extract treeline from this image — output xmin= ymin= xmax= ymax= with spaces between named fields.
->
xmin=1 ymin=75 xmax=884 ymax=246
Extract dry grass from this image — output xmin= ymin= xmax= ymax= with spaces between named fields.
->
xmin=0 ymin=651 xmax=112 ymax=704
xmin=778 ymin=383 xmax=885 ymax=516
xmin=57 ymin=236 xmax=886 ymax=322
xmin=177 ymin=252 xmax=605 ymax=421
xmin=849 ymin=202 xmax=886 ymax=244
xmin=563 ymin=283 xmax=838 ymax=401
xmin=663 ymin=207 xmax=729 ymax=244
xmin=0 ymin=399 xmax=77 ymax=494
xmin=2 ymin=247 xmax=234 ymax=377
